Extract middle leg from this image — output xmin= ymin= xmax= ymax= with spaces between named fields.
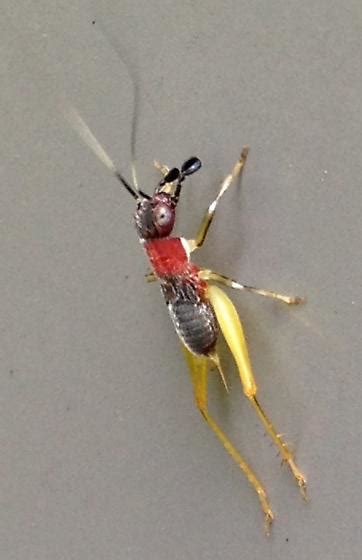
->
xmin=199 ymin=269 xmax=304 ymax=305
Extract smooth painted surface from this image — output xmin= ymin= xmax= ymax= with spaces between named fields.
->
xmin=2 ymin=2 xmax=361 ymax=559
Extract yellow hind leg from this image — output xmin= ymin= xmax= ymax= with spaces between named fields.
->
xmin=206 ymin=284 xmax=307 ymax=500
xmin=182 ymin=346 xmax=274 ymax=533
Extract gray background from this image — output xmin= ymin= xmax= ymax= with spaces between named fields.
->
xmin=1 ymin=2 xmax=361 ymax=559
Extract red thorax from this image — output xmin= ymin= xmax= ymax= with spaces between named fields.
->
xmin=144 ymin=238 xmax=206 ymax=293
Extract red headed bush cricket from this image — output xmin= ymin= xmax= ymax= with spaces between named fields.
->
xmin=64 ymin=104 xmax=306 ymax=534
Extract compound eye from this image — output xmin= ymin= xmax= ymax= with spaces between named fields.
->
xmin=154 ymin=203 xmax=173 ymax=227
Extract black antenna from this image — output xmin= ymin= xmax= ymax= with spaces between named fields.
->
xmin=95 ymin=21 xmax=143 ymax=196
xmin=115 ymin=172 xmax=141 ymax=200
xmin=172 ymin=157 xmax=202 ymax=204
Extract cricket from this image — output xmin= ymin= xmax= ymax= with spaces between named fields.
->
xmin=65 ymin=104 xmax=307 ymax=533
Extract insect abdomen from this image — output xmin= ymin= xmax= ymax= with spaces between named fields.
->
xmin=161 ymin=276 xmax=218 ymax=356
xmin=169 ymin=300 xmax=218 ymax=355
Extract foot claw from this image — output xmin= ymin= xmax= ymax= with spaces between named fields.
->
xmin=264 ymin=510 xmax=274 ymax=536
xmin=288 ymin=458 xmax=308 ymax=500
xmin=298 ymin=476 xmax=308 ymax=502
xmin=240 ymin=145 xmax=250 ymax=161
xmin=288 ymin=296 xmax=305 ymax=305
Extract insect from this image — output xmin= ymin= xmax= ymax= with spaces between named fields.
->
xmin=65 ymin=107 xmax=307 ymax=533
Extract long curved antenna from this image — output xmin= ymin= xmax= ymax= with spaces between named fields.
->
xmin=64 ymin=105 xmax=140 ymax=200
xmin=96 ymin=22 xmax=141 ymax=193
xmin=130 ymin=81 xmax=140 ymax=192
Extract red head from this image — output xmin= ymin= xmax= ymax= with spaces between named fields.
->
xmin=134 ymin=192 xmax=176 ymax=239
xmin=133 ymin=157 xmax=202 ymax=241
